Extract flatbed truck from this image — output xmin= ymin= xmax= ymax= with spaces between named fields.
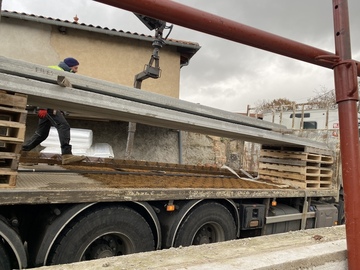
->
xmin=0 ymin=56 xmax=342 ymax=269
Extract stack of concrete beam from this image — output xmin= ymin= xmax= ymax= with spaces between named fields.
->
xmin=0 ymin=90 xmax=27 ymax=187
xmin=258 ymin=146 xmax=334 ymax=189
xmin=0 ymin=56 xmax=331 ymax=150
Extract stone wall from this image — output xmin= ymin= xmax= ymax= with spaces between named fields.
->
xmin=24 ymin=116 xmax=256 ymax=171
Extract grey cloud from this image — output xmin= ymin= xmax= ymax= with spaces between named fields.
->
xmin=2 ymin=0 xmax=359 ymax=112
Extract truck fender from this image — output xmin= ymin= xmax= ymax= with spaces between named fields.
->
xmin=133 ymin=201 xmax=162 ymax=250
xmin=0 ymin=217 xmax=28 ymax=269
xmin=163 ymin=199 xmax=239 ymax=248
xmin=35 ymin=203 xmax=95 ymax=266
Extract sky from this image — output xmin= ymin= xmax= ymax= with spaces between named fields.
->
xmin=2 ymin=0 xmax=360 ymax=113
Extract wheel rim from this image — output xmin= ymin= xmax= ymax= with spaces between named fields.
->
xmin=81 ymin=233 xmax=135 ymax=261
xmin=191 ymin=223 xmax=225 ymax=245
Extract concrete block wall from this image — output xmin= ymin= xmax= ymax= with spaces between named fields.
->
xmin=23 ymin=116 xmax=251 ymax=170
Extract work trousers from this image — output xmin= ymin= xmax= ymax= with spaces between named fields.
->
xmin=22 ymin=110 xmax=72 ymax=155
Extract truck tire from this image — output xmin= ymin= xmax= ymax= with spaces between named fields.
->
xmin=174 ymin=202 xmax=236 ymax=247
xmin=48 ymin=205 xmax=154 ymax=265
xmin=337 ymin=197 xmax=345 ymax=225
xmin=0 ymin=240 xmax=11 ymax=270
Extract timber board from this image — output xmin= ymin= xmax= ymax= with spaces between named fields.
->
xmin=0 ymin=90 xmax=27 ymax=109
xmin=260 ymin=149 xmax=333 ymax=164
xmin=0 ymin=168 xmax=17 ymax=187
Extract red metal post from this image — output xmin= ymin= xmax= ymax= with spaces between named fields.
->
xmin=94 ymin=0 xmax=360 ymax=75
xmin=332 ymin=0 xmax=360 ymax=268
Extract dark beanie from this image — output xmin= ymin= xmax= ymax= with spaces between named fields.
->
xmin=64 ymin=57 xmax=79 ymax=67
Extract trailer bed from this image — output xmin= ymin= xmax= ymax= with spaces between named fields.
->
xmin=0 ymin=153 xmax=338 ymax=205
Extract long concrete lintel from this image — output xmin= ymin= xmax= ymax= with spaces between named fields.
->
xmin=0 ymin=72 xmax=330 ymax=150
xmin=0 ymin=56 xmax=284 ymax=131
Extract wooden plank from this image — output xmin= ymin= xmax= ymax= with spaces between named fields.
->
xmin=0 ymin=120 xmax=25 ymax=128
xmin=304 ymin=145 xmax=334 ymax=157
xmin=261 ymin=145 xmax=305 ymax=152
xmin=260 ymin=149 xmax=333 ymax=165
xmin=0 ymin=136 xmax=24 ymax=143
xmin=0 ymin=152 xmax=20 ymax=170
xmin=0 ymin=143 xmax=22 ymax=153
xmin=259 ymin=169 xmax=306 ymax=181
xmin=0 ymin=90 xmax=27 ymax=109
xmin=0 ymin=169 xmax=17 ymax=188
xmin=259 ymin=163 xmax=306 ymax=174
xmin=0 ymin=105 xmax=27 ymax=114
xmin=0 ymin=123 xmax=26 ymax=141
xmin=260 ymin=175 xmax=306 ymax=188
xmin=0 ymin=111 xmax=28 ymax=125
xmin=260 ymin=175 xmax=328 ymax=189
xmin=259 ymin=157 xmax=306 ymax=166
xmin=259 ymin=163 xmax=332 ymax=176
xmin=320 ymin=182 xmax=332 ymax=188
xmin=261 ymin=149 xmax=310 ymax=160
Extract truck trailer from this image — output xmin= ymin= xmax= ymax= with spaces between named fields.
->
xmin=0 ymin=56 xmax=342 ymax=269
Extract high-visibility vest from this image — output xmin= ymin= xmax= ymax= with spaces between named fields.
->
xmin=48 ymin=65 xmax=64 ymax=71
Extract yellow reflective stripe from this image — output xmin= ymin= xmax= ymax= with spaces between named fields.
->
xmin=48 ymin=65 xmax=64 ymax=71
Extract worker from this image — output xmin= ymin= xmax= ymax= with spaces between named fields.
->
xmin=22 ymin=57 xmax=86 ymax=165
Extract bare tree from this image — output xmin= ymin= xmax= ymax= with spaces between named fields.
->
xmin=306 ymin=86 xmax=336 ymax=109
xmin=254 ymin=98 xmax=295 ymax=113
xmin=253 ymin=82 xmax=360 ymax=114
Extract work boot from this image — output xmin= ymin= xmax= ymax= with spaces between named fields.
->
xmin=62 ymin=154 xmax=86 ymax=165
xmin=19 ymin=150 xmax=38 ymax=166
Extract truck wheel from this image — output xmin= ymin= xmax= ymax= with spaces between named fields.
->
xmin=48 ymin=205 xmax=154 ymax=265
xmin=0 ymin=240 xmax=11 ymax=270
xmin=174 ymin=202 xmax=236 ymax=247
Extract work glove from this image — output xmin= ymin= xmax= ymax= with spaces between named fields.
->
xmin=38 ymin=109 xmax=48 ymax=119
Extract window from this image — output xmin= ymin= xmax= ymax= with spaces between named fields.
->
xmin=303 ymin=121 xmax=317 ymax=129
xmin=290 ymin=113 xmax=310 ymax=118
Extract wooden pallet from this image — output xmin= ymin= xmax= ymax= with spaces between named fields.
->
xmin=0 ymin=91 xmax=27 ymax=109
xmin=0 ymin=90 xmax=28 ymax=188
xmin=260 ymin=149 xmax=333 ymax=164
xmin=0 ymin=169 xmax=17 ymax=187
xmin=258 ymin=148 xmax=334 ymax=189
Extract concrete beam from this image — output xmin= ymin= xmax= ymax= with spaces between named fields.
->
xmin=0 ymin=72 xmax=330 ymax=150
xmin=0 ymin=56 xmax=284 ymax=131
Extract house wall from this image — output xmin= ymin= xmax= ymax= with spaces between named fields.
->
xmin=0 ymin=14 xmax=247 ymax=170
xmin=0 ymin=16 xmax=180 ymax=97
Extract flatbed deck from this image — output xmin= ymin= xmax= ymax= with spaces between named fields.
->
xmin=0 ymin=153 xmax=338 ymax=205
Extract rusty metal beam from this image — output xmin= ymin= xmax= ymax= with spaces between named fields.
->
xmin=94 ymin=0 xmax=360 ymax=76
xmin=332 ymin=1 xmax=360 ymax=269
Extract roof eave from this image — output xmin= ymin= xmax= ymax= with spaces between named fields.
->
xmin=0 ymin=10 xmax=201 ymax=64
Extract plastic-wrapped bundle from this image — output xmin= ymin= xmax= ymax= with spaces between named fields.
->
xmin=40 ymin=128 xmax=114 ymax=158
xmin=86 ymin=143 xmax=114 ymax=158
xmin=41 ymin=127 xmax=93 ymax=149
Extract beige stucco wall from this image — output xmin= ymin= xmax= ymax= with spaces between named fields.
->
xmin=1 ymin=14 xmax=246 ymax=168
xmin=0 ymin=16 xmax=180 ymax=97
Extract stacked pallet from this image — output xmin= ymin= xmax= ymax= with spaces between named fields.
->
xmin=258 ymin=146 xmax=333 ymax=189
xmin=0 ymin=90 xmax=27 ymax=187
